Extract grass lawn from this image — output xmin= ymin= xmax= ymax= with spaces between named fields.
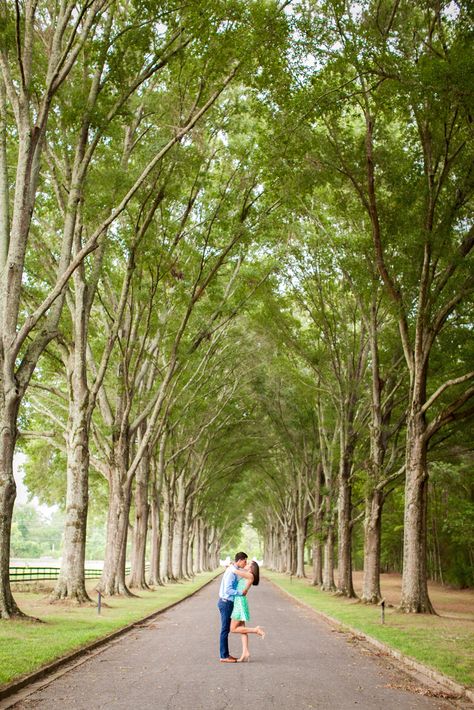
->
xmin=265 ymin=570 xmax=474 ymax=689
xmin=0 ymin=570 xmax=220 ymax=688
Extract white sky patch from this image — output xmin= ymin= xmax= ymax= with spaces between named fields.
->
xmin=13 ymin=452 xmax=58 ymax=519
xmin=217 ymin=129 xmax=229 ymax=146
xmin=443 ymin=1 xmax=460 ymax=20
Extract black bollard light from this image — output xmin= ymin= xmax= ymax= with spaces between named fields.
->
xmin=381 ymin=599 xmax=385 ymax=624
xmin=98 ymin=590 xmax=102 ymax=615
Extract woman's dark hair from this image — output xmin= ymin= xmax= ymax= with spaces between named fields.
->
xmin=250 ymin=560 xmax=260 ymax=586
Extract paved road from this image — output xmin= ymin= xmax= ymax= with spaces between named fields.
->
xmin=6 ymin=577 xmax=468 ymax=709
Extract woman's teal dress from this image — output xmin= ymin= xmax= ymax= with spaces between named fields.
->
xmin=231 ymin=577 xmax=250 ymax=621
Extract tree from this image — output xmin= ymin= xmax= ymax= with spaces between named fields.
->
xmin=270 ymin=0 xmax=474 ymax=612
xmin=0 ymin=0 xmax=110 ymax=618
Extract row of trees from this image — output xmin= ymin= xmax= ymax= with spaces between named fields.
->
xmin=0 ymin=0 xmax=288 ymax=616
xmin=1 ymin=0 xmax=472 ymax=619
xmin=246 ymin=0 xmax=474 ymax=611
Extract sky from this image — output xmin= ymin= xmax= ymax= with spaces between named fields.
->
xmin=13 ymin=453 xmax=58 ymax=518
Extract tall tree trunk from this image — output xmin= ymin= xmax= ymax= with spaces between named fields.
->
xmin=295 ymin=522 xmax=306 ymax=578
xmin=53 ymin=371 xmax=90 ymax=602
xmin=172 ymin=481 xmax=185 ymax=580
xmin=148 ymin=478 xmax=163 ymax=586
xmin=53 ymin=285 xmax=91 ymax=602
xmin=161 ymin=485 xmax=175 ymax=581
xmin=361 ymin=488 xmax=383 ymax=603
xmin=98 ymin=455 xmax=133 ymax=596
xmin=288 ymin=523 xmax=297 ymax=575
xmin=199 ymin=521 xmax=207 ymax=571
xmin=186 ymin=527 xmax=194 ymax=578
xmin=0 ymin=392 xmax=23 ymax=618
xmin=201 ymin=524 xmax=210 ymax=570
xmin=399 ymin=406 xmax=434 ymax=613
xmin=336 ymin=456 xmax=356 ymax=597
xmin=322 ymin=496 xmax=336 ymax=591
xmin=276 ymin=527 xmax=286 ymax=572
xmin=336 ymin=388 xmax=359 ymax=598
xmin=129 ymin=444 xmax=150 ymax=589
xmin=208 ymin=527 xmax=219 ymax=569
xmin=312 ymin=463 xmax=323 ymax=586
xmin=0 ymin=80 xmax=9 ymax=268
xmin=360 ymin=300 xmax=395 ymax=605
xmin=182 ymin=499 xmax=193 ymax=578
xmin=194 ymin=519 xmax=202 ymax=573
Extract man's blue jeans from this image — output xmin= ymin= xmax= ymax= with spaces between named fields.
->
xmin=217 ymin=598 xmax=234 ymax=658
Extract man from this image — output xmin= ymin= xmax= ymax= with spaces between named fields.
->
xmin=217 ymin=551 xmax=248 ymax=663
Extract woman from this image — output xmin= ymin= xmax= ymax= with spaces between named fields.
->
xmin=230 ymin=560 xmax=265 ymax=662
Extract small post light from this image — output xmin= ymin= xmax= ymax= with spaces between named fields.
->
xmin=381 ymin=599 xmax=385 ymax=624
xmin=97 ymin=590 xmax=102 ymax=615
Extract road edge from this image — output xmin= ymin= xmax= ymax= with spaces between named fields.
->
xmin=265 ymin=575 xmax=474 ymax=706
xmin=0 ymin=570 xmax=222 ymax=705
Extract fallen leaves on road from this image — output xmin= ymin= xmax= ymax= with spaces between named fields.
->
xmin=382 ymin=682 xmax=461 ymax=700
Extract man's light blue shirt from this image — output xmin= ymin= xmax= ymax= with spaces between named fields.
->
xmin=219 ymin=564 xmax=242 ymax=601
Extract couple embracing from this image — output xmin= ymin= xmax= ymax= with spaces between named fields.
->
xmin=217 ymin=551 xmax=265 ymax=663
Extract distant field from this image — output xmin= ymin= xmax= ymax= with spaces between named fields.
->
xmin=266 ymin=570 xmax=474 ymax=689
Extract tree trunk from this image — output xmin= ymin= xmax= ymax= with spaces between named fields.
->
xmin=172 ymin=479 xmax=185 ymax=579
xmin=53 ymin=413 xmax=90 ymax=602
xmin=161 ymin=485 xmax=175 ymax=581
xmin=336 ymin=432 xmax=356 ymax=597
xmin=182 ymin=499 xmax=193 ymax=578
xmin=129 ymin=450 xmax=150 ymax=589
xmin=186 ymin=528 xmax=194 ymax=578
xmin=199 ymin=521 xmax=207 ymax=571
xmin=399 ymin=408 xmax=435 ymax=613
xmin=0 ymin=392 xmax=23 ymax=618
xmin=194 ymin=519 xmax=202 ymax=573
xmin=98 ymin=466 xmax=133 ymax=596
xmin=208 ymin=527 xmax=219 ymax=569
xmin=0 ymin=80 xmax=9 ymax=268
xmin=336 ymin=468 xmax=355 ymax=597
xmin=288 ymin=524 xmax=297 ymax=575
xmin=322 ymin=502 xmax=336 ymax=592
xmin=172 ymin=509 xmax=185 ymax=579
xmin=312 ymin=463 xmax=323 ymax=586
xmin=276 ymin=527 xmax=286 ymax=572
xmin=361 ymin=487 xmax=383 ymax=603
xmin=148 ymin=481 xmax=163 ymax=586
xmin=295 ymin=523 xmax=306 ymax=578
xmin=52 ymin=335 xmax=91 ymax=602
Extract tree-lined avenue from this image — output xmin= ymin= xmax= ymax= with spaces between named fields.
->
xmin=1 ymin=0 xmax=473 ymax=625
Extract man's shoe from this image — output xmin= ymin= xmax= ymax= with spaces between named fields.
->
xmin=220 ymin=656 xmax=237 ymax=663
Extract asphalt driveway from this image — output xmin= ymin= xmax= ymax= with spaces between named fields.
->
xmin=4 ymin=576 xmax=468 ymax=709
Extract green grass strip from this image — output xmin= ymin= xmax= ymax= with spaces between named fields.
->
xmin=265 ymin=570 xmax=474 ymax=689
xmin=0 ymin=570 xmax=220 ymax=688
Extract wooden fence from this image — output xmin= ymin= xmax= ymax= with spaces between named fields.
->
xmin=9 ymin=565 xmax=146 ymax=582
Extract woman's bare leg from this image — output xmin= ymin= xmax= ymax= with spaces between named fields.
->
xmin=230 ymin=621 xmax=265 ymax=638
xmin=239 ymin=630 xmax=249 ymax=661
xmin=230 ymin=620 xmax=249 ymax=661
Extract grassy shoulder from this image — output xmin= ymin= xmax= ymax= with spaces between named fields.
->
xmin=0 ymin=570 xmax=221 ymax=688
xmin=264 ymin=570 xmax=474 ymax=689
